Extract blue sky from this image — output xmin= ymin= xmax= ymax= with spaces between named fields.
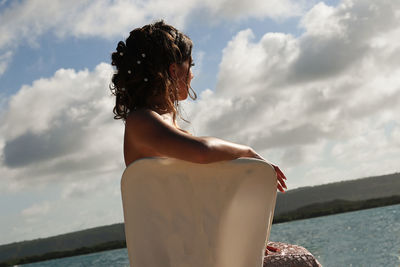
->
xmin=1 ymin=0 xmax=399 ymax=245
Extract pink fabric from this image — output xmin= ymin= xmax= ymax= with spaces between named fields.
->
xmin=264 ymin=242 xmax=322 ymax=267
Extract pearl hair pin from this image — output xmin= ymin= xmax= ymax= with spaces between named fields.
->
xmin=144 ymin=78 xmax=148 ymax=82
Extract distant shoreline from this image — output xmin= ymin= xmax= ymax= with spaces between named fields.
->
xmin=0 ymin=241 xmax=126 ymax=267
xmin=1 ymin=198 xmax=399 ymax=267
xmin=273 ymin=195 xmax=400 ymax=224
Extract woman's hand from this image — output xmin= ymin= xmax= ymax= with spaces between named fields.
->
xmin=272 ymin=164 xmax=287 ymax=193
xmin=246 ymin=149 xmax=287 ymax=192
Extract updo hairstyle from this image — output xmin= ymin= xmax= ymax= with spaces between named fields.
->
xmin=110 ymin=20 xmax=196 ymax=121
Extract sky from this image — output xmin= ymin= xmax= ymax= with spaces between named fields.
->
xmin=0 ymin=0 xmax=399 ymax=245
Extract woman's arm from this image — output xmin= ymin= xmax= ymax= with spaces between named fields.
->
xmin=126 ymin=109 xmax=257 ymax=163
xmin=126 ymin=109 xmax=287 ymax=191
xmin=198 ymin=136 xmax=264 ymax=163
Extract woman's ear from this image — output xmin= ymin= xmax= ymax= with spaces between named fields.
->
xmin=169 ymin=63 xmax=177 ymax=79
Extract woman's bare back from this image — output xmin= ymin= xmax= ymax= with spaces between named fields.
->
xmin=123 ymin=109 xmax=184 ymax=166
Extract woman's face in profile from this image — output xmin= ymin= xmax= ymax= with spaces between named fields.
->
xmin=176 ymin=60 xmax=194 ymax=101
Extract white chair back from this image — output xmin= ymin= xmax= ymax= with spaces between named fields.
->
xmin=121 ymin=158 xmax=277 ymax=267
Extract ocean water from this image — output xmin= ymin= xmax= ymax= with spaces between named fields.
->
xmin=23 ymin=204 xmax=400 ymax=267
xmin=268 ymin=204 xmax=400 ymax=266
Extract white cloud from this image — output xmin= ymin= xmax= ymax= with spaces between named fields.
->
xmin=0 ymin=62 xmax=126 ymax=243
xmin=185 ymin=0 xmax=400 ymax=187
xmin=1 ymin=174 xmax=123 ymax=244
xmin=300 ymin=2 xmax=346 ymax=38
xmin=0 ymin=50 xmax=12 ymax=76
xmin=61 ymin=175 xmax=117 ymax=200
xmin=21 ymin=201 xmax=51 ymax=217
xmin=0 ymin=63 xmax=124 ymax=189
xmin=201 ymin=0 xmax=304 ymax=20
xmin=291 ymin=0 xmax=400 ymax=82
xmin=0 ymin=0 xmax=304 ymax=51
xmin=0 ymin=0 xmax=307 ymax=79
xmin=392 ymin=126 xmax=400 ymax=146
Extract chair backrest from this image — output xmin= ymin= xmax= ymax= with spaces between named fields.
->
xmin=121 ymin=157 xmax=277 ymax=267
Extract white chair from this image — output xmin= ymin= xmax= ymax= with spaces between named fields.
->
xmin=121 ymin=157 xmax=277 ymax=267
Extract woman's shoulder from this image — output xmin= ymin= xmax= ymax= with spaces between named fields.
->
xmin=125 ymin=108 xmax=176 ymax=136
xmin=124 ymin=109 xmax=165 ymax=143
xmin=126 ymin=108 xmax=192 ymax=136
xmin=126 ymin=108 xmax=162 ymax=124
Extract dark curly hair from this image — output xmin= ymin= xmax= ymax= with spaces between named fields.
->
xmin=110 ymin=20 xmax=197 ymax=122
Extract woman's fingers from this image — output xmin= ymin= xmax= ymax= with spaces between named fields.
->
xmin=273 ymin=165 xmax=287 ymax=180
xmin=274 ymin=165 xmax=286 ymax=180
xmin=272 ymin=164 xmax=287 ymax=192
xmin=277 ymin=175 xmax=287 ymax=189
xmin=277 ymin=183 xmax=284 ymax=192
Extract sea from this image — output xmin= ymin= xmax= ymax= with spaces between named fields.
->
xmin=22 ymin=204 xmax=400 ymax=267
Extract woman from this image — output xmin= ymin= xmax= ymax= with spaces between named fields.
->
xmin=110 ymin=20 xmax=287 ymax=192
